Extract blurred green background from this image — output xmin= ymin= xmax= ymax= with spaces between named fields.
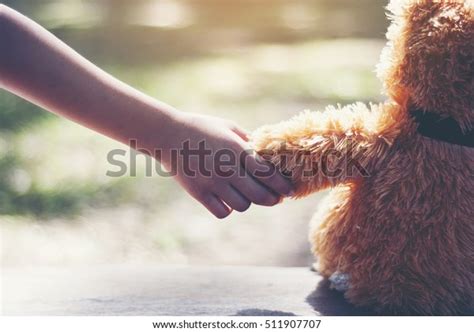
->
xmin=1 ymin=0 xmax=387 ymax=267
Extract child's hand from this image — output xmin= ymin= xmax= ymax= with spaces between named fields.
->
xmin=160 ymin=113 xmax=293 ymax=218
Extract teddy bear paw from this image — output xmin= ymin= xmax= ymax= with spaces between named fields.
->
xmin=329 ymin=271 xmax=351 ymax=292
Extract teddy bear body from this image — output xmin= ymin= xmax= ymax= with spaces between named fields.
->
xmin=252 ymin=0 xmax=473 ymax=315
xmin=310 ymin=115 xmax=474 ymax=314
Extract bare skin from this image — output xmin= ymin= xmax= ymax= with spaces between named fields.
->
xmin=0 ymin=5 xmax=292 ymax=219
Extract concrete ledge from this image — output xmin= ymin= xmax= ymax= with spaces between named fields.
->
xmin=2 ymin=265 xmax=370 ymax=316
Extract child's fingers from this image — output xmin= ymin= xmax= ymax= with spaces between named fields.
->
xmin=201 ymin=194 xmax=232 ymax=219
xmin=240 ymin=151 xmax=293 ymax=196
xmin=216 ymin=186 xmax=251 ymax=212
xmin=231 ymin=124 xmax=250 ymax=141
xmin=232 ymin=176 xmax=280 ymax=207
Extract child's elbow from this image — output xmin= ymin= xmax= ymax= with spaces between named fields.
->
xmin=0 ymin=4 xmax=9 ymax=65
xmin=0 ymin=5 xmax=4 ymax=39
xmin=0 ymin=4 xmax=13 ymax=48
xmin=0 ymin=4 xmax=7 ymax=29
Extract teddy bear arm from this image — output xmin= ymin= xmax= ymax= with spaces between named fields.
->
xmin=252 ymin=103 xmax=402 ymax=198
xmin=254 ymin=131 xmax=377 ymax=197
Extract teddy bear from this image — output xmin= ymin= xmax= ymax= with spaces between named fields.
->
xmin=251 ymin=0 xmax=473 ymax=315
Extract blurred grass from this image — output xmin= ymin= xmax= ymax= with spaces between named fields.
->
xmin=0 ymin=0 xmax=388 ymax=266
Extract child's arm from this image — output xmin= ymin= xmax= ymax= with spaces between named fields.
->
xmin=252 ymin=102 xmax=405 ymax=197
xmin=0 ymin=5 xmax=292 ymax=218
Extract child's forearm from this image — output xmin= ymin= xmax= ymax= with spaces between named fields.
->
xmin=0 ymin=4 xmax=179 ymax=153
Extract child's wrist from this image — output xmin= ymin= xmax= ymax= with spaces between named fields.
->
xmin=156 ymin=108 xmax=187 ymax=149
xmin=138 ymin=104 xmax=189 ymax=165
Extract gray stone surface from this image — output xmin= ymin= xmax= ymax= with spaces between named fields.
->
xmin=1 ymin=265 xmax=369 ymax=316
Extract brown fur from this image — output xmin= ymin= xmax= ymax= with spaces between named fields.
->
xmin=251 ymin=0 xmax=474 ymax=315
